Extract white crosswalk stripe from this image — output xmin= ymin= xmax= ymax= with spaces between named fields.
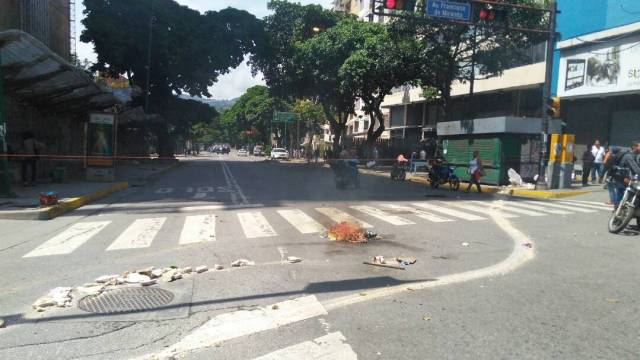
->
xmin=522 ymin=200 xmax=596 ymax=213
xmin=381 ymin=203 xmax=453 ymax=223
xmin=561 ymin=199 xmax=613 ymax=207
xmin=237 ymin=211 xmax=277 ymax=238
xmin=557 ymin=201 xmax=611 ymax=211
xmin=449 ymin=203 xmax=519 ymax=219
xmin=412 ymin=202 xmax=486 ymax=221
xmin=505 ymin=201 xmax=572 ymax=215
xmin=23 ymin=221 xmax=111 ymax=258
xmin=107 ymin=218 xmax=166 ymax=250
xmin=315 ymin=207 xmax=372 ymax=228
xmin=253 ymin=332 xmax=357 ymax=360
xmin=351 ymin=205 xmax=415 ymax=225
xmin=278 ymin=209 xmax=325 ymax=234
xmin=476 ymin=201 xmax=546 ymax=217
xmin=179 ymin=215 xmax=216 ymax=245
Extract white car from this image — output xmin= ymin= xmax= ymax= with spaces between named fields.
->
xmin=237 ymin=149 xmax=248 ymax=157
xmin=270 ymin=148 xmax=289 ymax=160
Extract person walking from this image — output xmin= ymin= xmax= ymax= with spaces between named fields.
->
xmin=314 ymin=148 xmax=320 ymax=163
xmin=465 ymin=151 xmax=483 ymax=193
xmin=591 ymin=140 xmax=605 ymax=183
xmin=581 ymin=144 xmax=595 ymax=186
xmin=21 ymin=131 xmax=44 ymax=187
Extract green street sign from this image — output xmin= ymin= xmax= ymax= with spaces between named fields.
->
xmin=273 ymin=112 xmax=297 ymax=123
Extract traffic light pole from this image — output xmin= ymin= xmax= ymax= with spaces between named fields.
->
xmin=535 ymin=0 xmax=557 ymax=190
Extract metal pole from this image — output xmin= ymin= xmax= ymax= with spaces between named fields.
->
xmin=468 ymin=25 xmax=477 ymax=120
xmin=144 ymin=0 xmax=154 ymax=115
xmin=0 ymin=51 xmax=13 ymax=196
xmin=536 ymin=0 xmax=557 ymax=190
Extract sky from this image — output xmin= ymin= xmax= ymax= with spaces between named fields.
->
xmin=76 ymin=0 xmax=333 ymax=100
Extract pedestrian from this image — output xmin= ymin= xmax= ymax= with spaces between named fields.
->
xmin=410 ymin=151 xmax=417 ymax=173
xmin=21 ymin=131 xmax=44 ymax=187
xmin=581 ymin=144 xmax=595 ymax=186
xmin=608 ymin=142 xmax=640 ymax=207
xmin=591 ymin=140 xmax=605 ymax=183
xmin=314 ymin=148 xmax=320 ymax=163
xmin=465 ymin=150 xmax=483 ymax=193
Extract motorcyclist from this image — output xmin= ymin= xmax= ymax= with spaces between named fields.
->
xmin=609 ymin=142 xmax=640 ymax=207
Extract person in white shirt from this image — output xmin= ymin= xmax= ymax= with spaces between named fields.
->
xmin=591 ymin=140 xmax=605 ymax=184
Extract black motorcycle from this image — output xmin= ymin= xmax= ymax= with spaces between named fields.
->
xmin=329 ymin=160 xmax=360 ymax=189
xmin=390 ymin=162 xmax=408 ymax=181
xmin=608 ymin=171 xmax=640 ymax=233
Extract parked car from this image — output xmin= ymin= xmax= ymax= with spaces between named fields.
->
xmin=253 ymin=145 xmax=264 ymax=156
xmin=237 ymin=149 xmax=248 ymax=157
xmin=270 ymin=148 xmax=289 ymax=160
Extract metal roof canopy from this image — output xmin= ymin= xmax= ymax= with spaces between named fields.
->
xmin=0 ymin=30 xmax=117 ymax=113
xmin=437 ymin=116 xmax=563 ymax=136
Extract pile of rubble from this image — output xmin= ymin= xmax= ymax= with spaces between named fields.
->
xmin=326 ymin=222 xmax=378 ymax=243
xmin=364 ymin=255 xmax=417 ymax=270
xmin=32 ymin=263 xmax=221 ymax=312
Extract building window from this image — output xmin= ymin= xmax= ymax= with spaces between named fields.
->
xmin=390 ymin=106 xmax=405 ymax=128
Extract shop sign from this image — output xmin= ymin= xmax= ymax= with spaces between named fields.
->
xmin=558 ymin=34 xmax=640 ymax=98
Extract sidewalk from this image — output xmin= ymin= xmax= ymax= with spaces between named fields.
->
xmin=0 ymin=160 xmax=179 ymax=220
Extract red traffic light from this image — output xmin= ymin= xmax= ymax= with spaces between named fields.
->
xmin=385 ymin=0 xmax=397 ymax=9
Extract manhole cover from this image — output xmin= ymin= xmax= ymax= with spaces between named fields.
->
xmin=78 ymin=287 xmax=174 ymax=314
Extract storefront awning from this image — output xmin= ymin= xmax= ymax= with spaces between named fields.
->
xmin=0 ymin=30 xmax=118 ymax=113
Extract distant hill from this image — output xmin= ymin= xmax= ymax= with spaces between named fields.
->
xmin=180 ymin=95 xmax=238 ymax=111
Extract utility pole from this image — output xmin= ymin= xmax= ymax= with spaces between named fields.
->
xmin=0 ymin=52 xmax=13 ymax=196
xmin=536 ymin=0 xmax=557 ymax=190
xmin=144 ymin=0 xmax=155 ymax=115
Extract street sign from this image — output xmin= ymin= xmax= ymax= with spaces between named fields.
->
xmin=273 ymin=112 xmax=297 ymax=123
xmin=426 ymin=0 xmax=471 ymax=22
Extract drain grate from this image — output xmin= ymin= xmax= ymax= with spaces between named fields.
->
xmin=78 ymin=287 xmax=174 ymax=314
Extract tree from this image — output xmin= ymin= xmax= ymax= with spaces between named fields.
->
xmin=391 ymin=0 xmax=548 ymax=121
xmin=81 ymin=0 xmax=262 ymax=156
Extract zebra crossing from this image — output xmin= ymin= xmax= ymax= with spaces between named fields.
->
xmin=21 ymin=199 xmax=610 ymax=258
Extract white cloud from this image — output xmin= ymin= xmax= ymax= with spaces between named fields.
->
xmin=75 ymin=0 xmax=333 ymax=100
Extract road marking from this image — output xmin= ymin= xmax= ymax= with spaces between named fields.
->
xmin=477 ymin=201 xmax=546 ymax=217
xmin=557 ymin=201 xmax=611 ymax=211
xmin=449 ymin=203 xmax=519 ymax=219
xmin=106 ymin=218 xmax=166 ymax=250
xmin=221 ymin=161 xmax=249 ymax=205
xmin=504 ymin=201 xmax=572 ymax=215
xmin=350 ymin=205 xmax=415 ymax=225
xmin=561 ymin=199 xmax=613 ymax=208
xmin=412 ymin=202 xmax=486 ymax=221
xmin=522 ymin=200 xmax=595 ymax=213
xmin=179 ymin=215 xmax=216 ymax=245
xmin=253 ymin=332 xmax=357 ymax=360
xmin=155 ymin=188 xmax=173 ymax=194
xmin=197 ymin=186 xmax=214 ymax=193
xmin=315 ymin=207 xmax=372 ymax=228
xmin=23 ymin=222 xmax=111 ymax=258
xmin=380 ymin=203 xmax=452 ymax=223
xmin=186 ymin=187 xmax=194 ymax=193
xmin=277 ymin=209 xmax=325 ymax=234
xmin=142 ymin=295 xmax=327 ymax=359
xmin=193 ymin=193 xmax=207 ymax=199
xmin=237 ymin=211 xmax=277 ymax=238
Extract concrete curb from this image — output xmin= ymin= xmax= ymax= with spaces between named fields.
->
xmin=501 ymin=188 xmax=592 ymax=199
xmin=0 ymin=182 xmax=129 ymax=221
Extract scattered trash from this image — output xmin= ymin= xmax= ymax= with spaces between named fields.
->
xmin=363 ymin=230 xmax=378 ymax=240
xmin=125 ymin=273 xmax=151 ymax=284
xmin=422 ymin=315 xmax=432 ymax=321
xmin=169 ymin=265 xmax=178 ymax=269
xmin=327 ymin=222 xmax=367 ymax=243
xmin=0 ymin=319 xmax=5 ymax=328
xmin=366 ymin=161 xmax=376 ymax=168
xmin=214 ymin=264 xmax=224 ymax=270
xmin=33 ymin=287 xmax=73 ymax=311
xmin=39 ymin=191 xmax=58 ymax=206
xmin=182 ymin=266 xmax=193 ymax=274
xmin=522 ymin=242 xmax=533 ymax=248
xmin=395 ymin=257 xmax=417 ymax=266
xmin=231 ymin=259 xmax=255 ymax=267
xmin=161 ymin=269 xmax=179 ymax=282
xmin=359 ymin=292 xmax=367 ymax=297
xmin=195 ymin=266 xmax=208 ymax=273
xmin=606 ymin=298 xmax=620 ymax=304
xmin=287 ymin=256 xmax=302 ymax=264
xmin=271 ymin=304 xmax=280 ymax=310
xmin=508 ymin=168 xmax=523 ymax=187
xmin=407 ymin=287 xmax=415 ymax=291
xmin=151 ymin=269 xmax=164 ymax=278
xmin=136 ymin=266 xmax=155 ymax=277
xmin=141 ymin=279 xmax=157 ymax=286
xmin=372 ymin=255 xmax=385 ymax=264
xmin=461 ymin=242 xmax=470 ymax=247
xmin=95 ymin=274 xmax=119 ymax=284
xmin=364 ymin=255 xmax=416 ymax=270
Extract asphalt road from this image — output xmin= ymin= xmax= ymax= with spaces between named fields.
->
xmin=0 ymin=154 xmax=638 ymax=359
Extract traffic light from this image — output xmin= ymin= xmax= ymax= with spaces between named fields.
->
xmin=383 ymin=0 xmax=416 ymax=11
xmin=546 ymin=97 xmax=561 ymax=118
xmin=477 ymin=5 xmax=507 ymax=22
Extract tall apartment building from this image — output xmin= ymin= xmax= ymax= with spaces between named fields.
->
xmin=0 ymin=0 xmax=71 ymax=60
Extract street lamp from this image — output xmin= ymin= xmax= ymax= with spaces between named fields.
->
xmin=312 ymin=26 xmax=321 ymax=34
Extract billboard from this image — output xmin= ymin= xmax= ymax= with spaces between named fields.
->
xmin=87 ymin=113 xmax=116 ymax=167
xmin=557 ymin=34 xmax=640 ymax=98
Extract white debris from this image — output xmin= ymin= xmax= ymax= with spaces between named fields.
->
xmin=95 ymin=275 xmax=119 ymax=284
xmin=231 ymin=259 xmax=255 ymax=267
xmin=508 ymin=168 xmax=523 ymax=187
xmin=462 ymin=242 xmax=470 ymax=247
xmin=72 ymin=284 xmax=104 ymax=299
xmin=161 ymin=269 xmax=178 ymax=282
xmin=136 ymin=266 xmax=155 ymax=276
xmin=0 ymin=319 xmax=5 ymax=328
xmin=182 ymin=266 xmax=193 ymax=274
xmin=33 ymin=287 xmax=73 ymax=310
xmin=141 ymin=279 xmax=157 ymax=286
xmin=151 ymin=269 xmax=164 ymax=278
xmin=214 ymin=264 xmax=224 ymax=270
xmin=125 ymin=273 xmax=151 ymax=284
xmin=195 ymin=266 xmax=208 ymax=273
xmin=287 ymin=256 xmax=302 ymax=264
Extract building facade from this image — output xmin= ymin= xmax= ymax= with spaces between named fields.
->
xmin=551 ymin=0 xmax=640 ymax=153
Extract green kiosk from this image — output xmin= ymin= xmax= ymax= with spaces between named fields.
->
xmin=437 ymin=116 xmax=562 ymax=186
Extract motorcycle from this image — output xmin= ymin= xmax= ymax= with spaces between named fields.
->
xmin=390 ymin=162 xmax=408 ymax=181
xmin=608 ymin=171 xmax=640 ymax=234
xmin=329 ymin=160 xmax=360 ymax=190
xmin=427 ymin=161 xmax=461 ymax=191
